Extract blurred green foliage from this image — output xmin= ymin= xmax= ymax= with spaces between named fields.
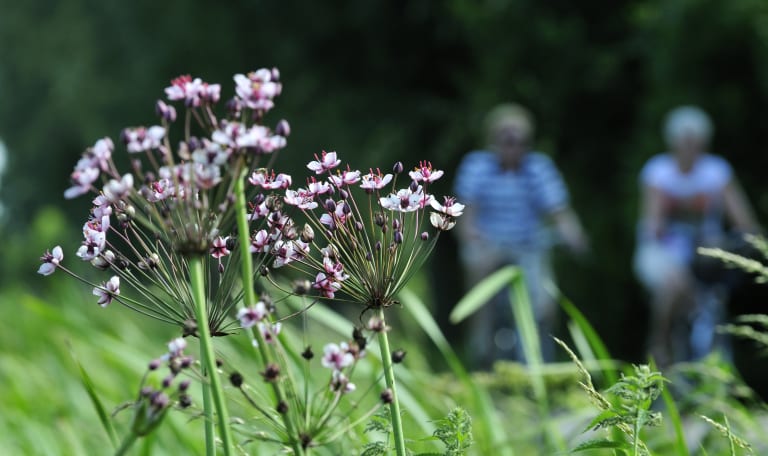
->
xmin=4 ymin=0 xmax=768 ymax=370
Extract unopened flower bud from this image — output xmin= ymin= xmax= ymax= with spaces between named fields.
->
xmin=293 ymin=279 xmax=312 ymax=296
xmin=409 ymin=180 xmax=419 ymax=192
xmin=271 ymin=67 xmax=281 ymax=81
xmin=277 ymin=400 xmax=288 ymax=414
xmin=262 ymin=363 xmax=280 ymax=382
xmin=216 ymin=358 xmax=224 ymax=368
xmin=375 ymin=241 xmax=382 ymax=252
xmin=151 ymin=392 xmax=170 ymax=410
xmin=355 ymin=221 xmax=364 ymax=231
xmin=392 ymin=219 xmax=400 ymax=230
xmin=381 ymin=388 xmax=394 ymax=404
xmin=141 ymin=386 xmax=154 ymax=397
xmin=259 ymin=265 xmax=270 ymax=277
xmin=391 ymin=349 xmax=407 ymax=364
xmin=226 ymin=236 xmax=237 ymax=251
xmin=230 ymin=372 xmax=244 ymax=388
xmin=155 ymin=100 xmax=177 ymax=122
xmin=276 ymin=119 xmax=290 ymax=137
xmin=180 ymin=356 xmax=193 ymax=369
xmin=393 ymin=161 xmax=404 ymax=174
xmin=421 ymin=231 xmax=429 ymax=241
xmin=148 ymin=359 xmax=161 ymax=370
xmin=367 ymin=316 xmax=388 ymax=332
xmin=374 ymin=212 xmax=386 ymax=227
xmin=162 ymin=374 xmax=174 ymax=388
xmin=394 ymin=231 xmax=403 ymax=244
xmin=178 ymin=380 xmax=190 ymax=392
xmin=339 ymin=189 xmax=349 ymax=200
xmin=324 ymin=199 xmax=336 ymax=212
xmin=218 ymin=262 xmax=225 ymax=274
xmin=178 ymin=394 xmax=192 ymax=408
xmin=302 ymin=346 xmax=314 ymax=360
xmin=300 ymin=224 xmax=315 ymax=243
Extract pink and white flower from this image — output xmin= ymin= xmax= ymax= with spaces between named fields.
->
xmin=379 ymin=186 xmax=434 ymax=213
xmin=429 ymin=196 xmax=465 ymax=217
xmin=64 ymin=166 xmax=100 ymax=199
xmin=313 ymin=272 xmax=342 ymax=299
xmin=360 ymin=168 xmax=393 ymax=192
xmin=167 ymin=337 xmax=187 ymax=357
xmin=250 ymin=229 xmax=272 ymax=253
xmin=250 ymin=170 xmax=292 ymax=190
xmin=210 ymin=236 xmax=230 ymax=259
xmin=90 ymin=137 xmax=114 ymax=171
xmin=234 ymin=69 xmax=282 ymax=111
xmin=92 ymin=195 xmax=112 ymax=218
xmin=122 ymin=126 xmax=165 ymax=153
xmin=284 ymin=189 xmax=318 ymax=210
xmin=77 ymin=217 xmax=109 ymax=261
xmin=258 ymin=321 xmax=282 ymax=344
xmin=165 ymin=75 xmax=221 ymax=107
xmin=321 ymin=342 xmax=354 ymax=370
xmin=329 ymin=168 xmax=361 ymax=187
xmin=93 ymin=276 xmax=120 ymax=307
xmin=38 ymin=246 xmax=64 ymax=276
xmin=408 ymin=160 xmax=444 ymax=183
xmin=330 ymin=370 xmax=356 ymax=394
xmin=237 ymin=301 xmax=268 ymax=328
xmin=192 ymin=140 xmax=229 ymax=166
xmin=307 ymin=151 xmax=341 ymax=174
xmin=103 ymin=174 xmax=134 ymax=203
xmin=306 ymin=178 xmax=331 ymax=196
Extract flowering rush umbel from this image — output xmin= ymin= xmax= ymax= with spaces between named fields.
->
xmin=258 ymin=153 xmax=464 ymax=311
xmin=38 ymin=68 xmax=288 ymax=335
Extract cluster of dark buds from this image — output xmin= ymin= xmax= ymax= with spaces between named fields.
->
xmin=120 ymin=338 xmax=196 ymax=438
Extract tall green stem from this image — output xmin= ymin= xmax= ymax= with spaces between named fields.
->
xmin=201 ymin=371 xmax=216 ymax=456
xmin=376 ymin=308 xmax=406 ymax=456
xmin=233 ymin=171 xmax=304 ymax=456
xmin=114 ymin=432 xmax=138 ymax=456
xmin=189 ymin=256 xmax=234 ymax=456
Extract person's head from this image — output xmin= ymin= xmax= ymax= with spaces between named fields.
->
xmin=484 ymin=103 xmax=534 ymax=168
xmin=663 ymin=105 xmax=713 ymax=164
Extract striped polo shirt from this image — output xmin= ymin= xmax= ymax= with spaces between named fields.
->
xmin=454 ymin=150 xmax=569 ymax=249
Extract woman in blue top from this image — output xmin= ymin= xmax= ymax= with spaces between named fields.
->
xmin=634 ymin=105 xmax=759 ymax=366
xmin=455 ymin=103 xmax=588 ymax=367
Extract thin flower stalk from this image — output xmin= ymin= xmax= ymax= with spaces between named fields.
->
xmin=190 ymin=256 xmax=234 ymax=456
xmin=376 ymin=308 xmax=406 ymax=456
xmin=234 ymin=171 xmax=305 ymax=456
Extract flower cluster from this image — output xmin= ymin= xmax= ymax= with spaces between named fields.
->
xmin=39 ymin=69 xmax=289 ymax=335
xmin=237 ymin=298 xmax=282 ymax=346
xmin=321 ymin=340 xmax=364 ymax=394
xmin=254 ymin=152 xmax=463 ymax=309
xmin=128 ymin=338 xmax=196 ymax=437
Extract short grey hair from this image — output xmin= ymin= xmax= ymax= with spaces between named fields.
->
xmin=663 ymin=105 xmax=713 ymax=145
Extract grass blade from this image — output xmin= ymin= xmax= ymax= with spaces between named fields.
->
xmin=400 ymin=287 xmax=514 ymax=456
xmin=69 ymin=346 xmax=118 ymax=449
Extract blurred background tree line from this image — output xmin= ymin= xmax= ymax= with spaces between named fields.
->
xmin=3 ymin=0 xmax=768 ymax=388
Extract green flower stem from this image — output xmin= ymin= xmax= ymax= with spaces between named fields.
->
xmin=201 ymin=371 xmax=216 ymax=456
xmin=233 ymin=171 xmax=304 ymax=456
xmin=376 ymin=308 xmax=407 ymax=456
xmin=114 ymin=432 xmax=137 ymax=456
xmin=189 ymin=256 xmax=234 ymax=456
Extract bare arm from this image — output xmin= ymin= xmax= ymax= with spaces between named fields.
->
xmin=723 ymin=178 xmax=759 ymax=232
xmin=640 ymin=185 xmax=665 ymax=240
xmin=551 ymin=206 xmax=589 ymax=254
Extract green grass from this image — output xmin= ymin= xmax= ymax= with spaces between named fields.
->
xmin=6 ymin=271 xmax=768 ymax=455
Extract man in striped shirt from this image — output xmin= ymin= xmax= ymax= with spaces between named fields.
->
xmin=455 ymin=104 xmax=587 ymax=367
